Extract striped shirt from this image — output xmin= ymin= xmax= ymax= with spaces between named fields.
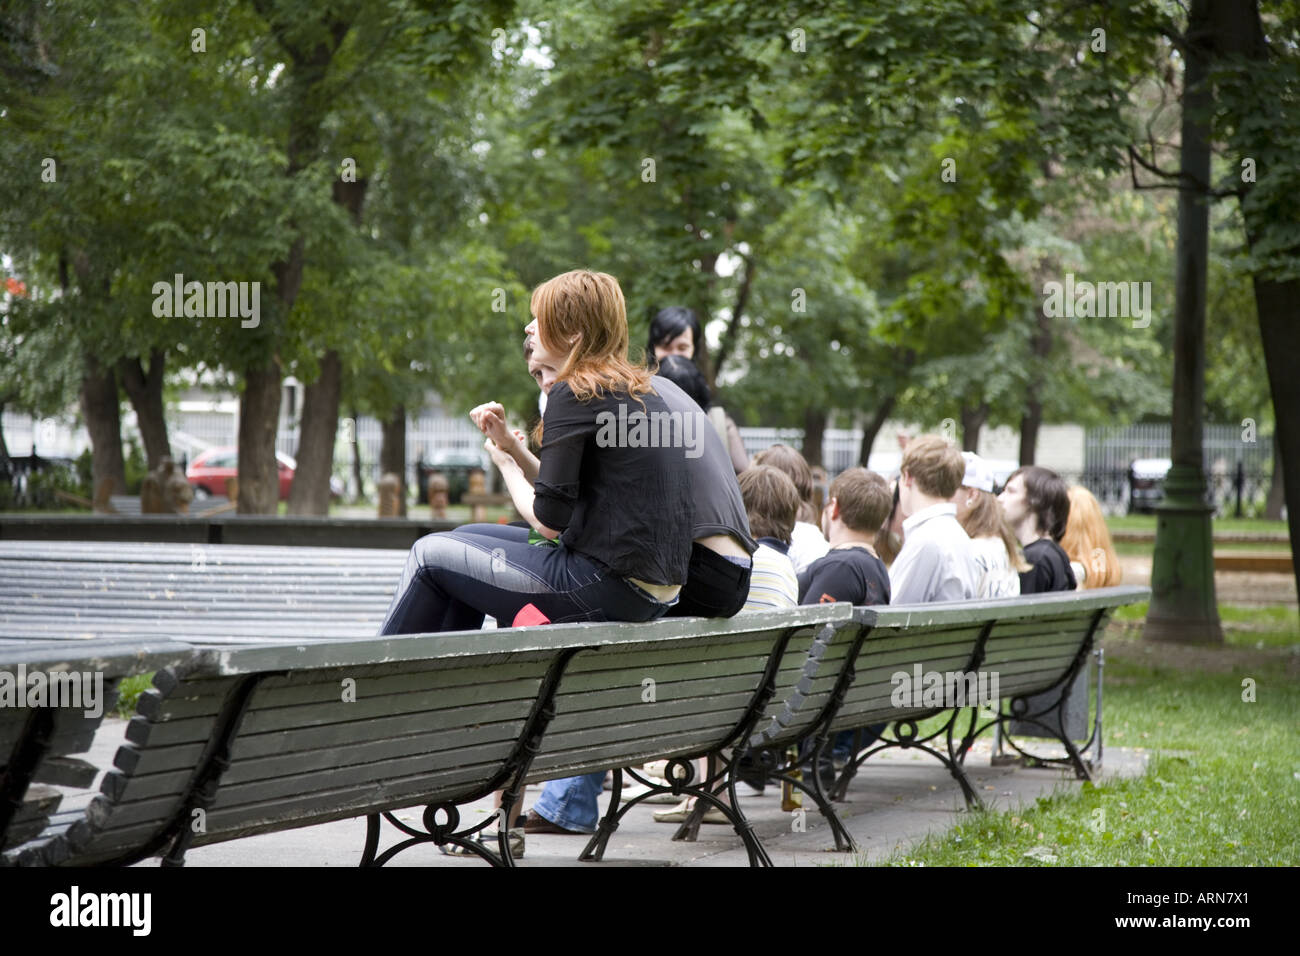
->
xmin=743 ymin=540 xmax=799 ymax=611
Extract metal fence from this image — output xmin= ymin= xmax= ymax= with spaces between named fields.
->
xmin=1081 ymin=423 xmax=1275 ymax=516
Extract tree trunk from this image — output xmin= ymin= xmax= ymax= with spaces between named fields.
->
xmin=859 ymin=393 xmax=897 ymax=467
xmin=801 ymin=407 xmax=827 ymax=468
xmin=79 ymin=352 xmax=126 ymax=495
xmin=380 ymin=404 xmax=407 ymax=518
xmin=1145 ymin=0 xmax=1222 ymax=643
xmin=1017 ymin=406 xmax=1041 ymax=467
xmin=1212 ymin=0 xmax=1300 ymax=599
xmin=349 ymin=405 xmax=365 ymax=503
xmin=286 ymin=177 xmax=366 ymax=516
xmin=117 ymin=349 xmax=170 ymax=469
xmin=238 ymin=359 xmax=283 ymax=514
xmin=1019 ymin=309 xmax=1050 ymax=465
xmin=237 ymin=10 xmax=350 ymax=516
xmin=961 ymin=401 xmax=989 ymax=453
xmin=1251 ymin=278 xmax=1300 ymax=598
xmin=287 ymin=349 xmax=342 ymax=515
xmin=712 ymin=253 xmax=755 ymax=384
xmin=1265 ymin=433 xmax=1284 ymax=521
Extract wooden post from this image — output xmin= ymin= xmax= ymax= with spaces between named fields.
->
xmin=162 ymin=458 xmax=194 ymax=515
xmin=93 ymin=477 xmax=116 ymax=514
xmin=378 ymin=472 xmax=401 ymax=518
xmin=428 ymin=471 xmax=449 ymax=520
xmin=467 ymin=469 xmax=487 ymax=523
xmin=140 ymin=470 xmax=165 ymax=514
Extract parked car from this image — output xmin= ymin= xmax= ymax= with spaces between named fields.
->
xmin=187 ymin=448 xmax=344 ymax=501
xmin=1127 ymin=457 xmax=1172 ymax=513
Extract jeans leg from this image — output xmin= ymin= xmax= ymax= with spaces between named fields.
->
xmin=532 ymin=773 xmax=607 ymax=833
xmin=379 ymin=531 xmax=670 ymax=635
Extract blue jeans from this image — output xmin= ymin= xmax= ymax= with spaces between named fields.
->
xmin=379 ymin=524 xmax=673 ymax=635
xmin=532 ymin=543 xmax=754 ymax=832
xmin=532 ymin=771 xmax=607 ymax=833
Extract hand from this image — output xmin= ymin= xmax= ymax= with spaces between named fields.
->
xmin=465 ymin=403 xmax=509 ymax=450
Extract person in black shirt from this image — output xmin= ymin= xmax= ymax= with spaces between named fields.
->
xmin=379 ymin=269 xmax=700 ymax=637
xmin=797 ymin=468 xmax=894 ymax=776
xmin=797 ymin=468 xmax=893 ymax=607
xmin=998 ymin=465 xmax=1077 ymax=593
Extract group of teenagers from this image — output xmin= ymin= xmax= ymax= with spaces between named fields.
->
xmin=377 ymin=268 xmax=1122 ymax=856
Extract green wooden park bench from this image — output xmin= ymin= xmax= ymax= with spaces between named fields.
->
xmin=4 ymin=605 xmax=852 ymax=868
xmin=2 ymin=538 xmax=1148 ymax=867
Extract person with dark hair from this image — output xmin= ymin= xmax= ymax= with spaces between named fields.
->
xmin=653 ymin=354 xmax=711 ymax=410
xmin=646 ymin=309 xmax=749 ymax=474
xmin=998 ymin=465 xmax=1077 ymax=594
xmin=799 ymin=467 xmax=894 ymax=774
xmin=798 ymin=468 xmax=892 ymax=607
xmin=647 ymin=306 xmax=703 ymax=362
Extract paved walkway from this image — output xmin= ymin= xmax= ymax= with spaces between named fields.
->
xmin=60 ymin=718 xmax=1153 ymax=868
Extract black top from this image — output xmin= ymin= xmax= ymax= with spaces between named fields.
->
xmin=533 ymin=376 xmax=753 ymax=585
xmin=798 ymin=546 xmax=891 ymax=606
xmin=1019 ymin=538 xmax=1078 ymax=594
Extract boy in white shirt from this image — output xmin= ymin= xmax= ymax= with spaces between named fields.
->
xmin=889 ymin=436 xmax=980 ymax=604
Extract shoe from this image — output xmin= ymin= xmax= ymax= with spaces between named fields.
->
xmin=733 ymin=780 xmax=765 ymax=799
xmin=652 ymin=798 xmax=728 ymax=825
xmin=522 ymin=809 xmax=587 ymax=835
xmin=439 ymin=827 xmax=524 ymax=859
xmin=641 ymin=760 xmax=670 ymax=782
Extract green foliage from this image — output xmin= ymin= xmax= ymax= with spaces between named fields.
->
xmin=2 ymin=0 xmax=1295 ymax=464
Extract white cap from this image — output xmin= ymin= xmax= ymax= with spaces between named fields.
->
xmin=961 ymin=452 xmax=995 ymax=493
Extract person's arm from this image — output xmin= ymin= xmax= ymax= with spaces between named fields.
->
xmin=470 ymin=402 xmax=539 ymax=480
xmin=724 ymin=412 xmax=750 ymax=474
xmin=531 ymin=383 xmax=594 ymax=542
xmin=486 ymin=439 xmax=558 ymax=539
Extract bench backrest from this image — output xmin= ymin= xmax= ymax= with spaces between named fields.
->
xmin=748 ymin=586 xmax=1148 ymax=750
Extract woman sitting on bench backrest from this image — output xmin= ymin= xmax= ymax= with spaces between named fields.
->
xmin=379 ymin=269 xmax=705 ymax=634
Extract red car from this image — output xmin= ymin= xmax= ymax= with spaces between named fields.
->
xmin=187 ymin=447 xmax=297 ymax=500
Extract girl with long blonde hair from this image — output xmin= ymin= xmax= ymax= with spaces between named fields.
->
xmin=1060 ymin=486 xmax=1122 ymax=588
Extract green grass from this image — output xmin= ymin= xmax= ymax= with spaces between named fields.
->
xmin=879 ymin=614 xmax=1300 ymax=866
xmin=1112 ymin=601 xmax=1299 ymax=649
xmin=114 ymin=673 xmax=155 ymax=717
xmin=1107 ymin=515 xmax=1289 ymax=535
